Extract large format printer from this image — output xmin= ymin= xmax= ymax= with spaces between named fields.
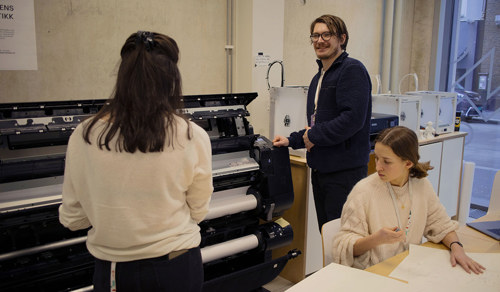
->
xmin=0 ymin=93 xmax=298 ymax=291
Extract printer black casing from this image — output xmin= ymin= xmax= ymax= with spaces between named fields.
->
xmin=369 ymin=112 xmax=399 ymax=148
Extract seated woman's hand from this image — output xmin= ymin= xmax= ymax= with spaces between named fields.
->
xmin=373 ymin=227 xmax=405 ymax=245
xmin=450 ymin=244 xmax=486 ymax=274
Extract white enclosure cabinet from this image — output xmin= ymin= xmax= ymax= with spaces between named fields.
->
xmin=419 ymin=142 xmax=442 ymax=193
xmin=438 ymin=137 xmax=465 ymax=217
xmin=419 ymin=133 xmax=466 ymax=217
xmin=372 ymin=94 xmax=422 ymax=135
xmin=269 ymin=86 xmax=308 ymax=158
xmin=406 ymin=91 xmax=458 ymax=134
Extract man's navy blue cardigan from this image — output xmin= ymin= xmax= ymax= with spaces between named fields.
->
xmin=288 ymin=52 xmax=372 ymax=173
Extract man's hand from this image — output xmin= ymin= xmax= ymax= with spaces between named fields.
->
xmin=273 ymin=135 xmax=289 ymax=147
xmin=303 ymin=127 xmax=315 ymax=152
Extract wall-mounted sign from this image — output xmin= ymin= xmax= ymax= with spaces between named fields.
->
xmin=0 ymin=0 xmax=37 ymax=70
xmin=255 ymin=52 xmax=270 ymax=67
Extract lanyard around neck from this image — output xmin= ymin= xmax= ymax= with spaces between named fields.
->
xmin=387 ymin=179 xmax=412 ymax=236
xmin=314 ymin=69 xmax=325 ymax=112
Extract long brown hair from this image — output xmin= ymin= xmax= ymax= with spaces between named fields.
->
xmin=375 ymin=126 xmax=433 ymax=178
xmin=83 ymin=31 xmax=190 ymax=153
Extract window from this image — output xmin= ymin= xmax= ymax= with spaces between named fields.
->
xmin=440 ymin=0 xmax=500 ymax=217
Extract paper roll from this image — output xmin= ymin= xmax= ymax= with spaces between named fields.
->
xmin=204 ymin=187 xmax=258 ymax=220
xmin=201 ymin=234 xmax=259 ymax=263
xmin=458 ymin=161 xmax=475 ymax=224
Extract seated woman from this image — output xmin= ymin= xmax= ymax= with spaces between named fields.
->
xmin=332 ymin=126 xmax=484 ymax=274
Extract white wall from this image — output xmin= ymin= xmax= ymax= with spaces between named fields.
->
xmin=242 ymin=0 xmax=385 ymax=139
xmin=1 ymin=0 xmax=435 ymax=132
xmin=283 ymin=0 xmax=384 ymax=89
xmin=0 ymin=0 xmax=228 ymax=103
xmin=247 ymin=0 xmax=285 ymax=138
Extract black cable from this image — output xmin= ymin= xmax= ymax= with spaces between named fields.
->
xmin=266 ymin=60 xmax=284 ymax=89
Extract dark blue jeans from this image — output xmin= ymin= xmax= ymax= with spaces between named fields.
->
xmin=93 ymin=246 xmax=203 ymax=292
xmin=311 ymin=166 xmax=367 ymax=232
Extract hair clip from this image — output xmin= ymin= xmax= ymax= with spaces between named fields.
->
xmin=136 ymin=31 xmax=155 ymax=51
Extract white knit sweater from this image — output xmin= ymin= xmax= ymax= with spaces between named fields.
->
xmin=332 ymin=173 xmax=458 ymax=269
xmin=59 ymin=116 xmax=213 ymax=262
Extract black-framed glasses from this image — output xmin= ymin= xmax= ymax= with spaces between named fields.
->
xmin=310 ymin=32 xmax=334 ymax=42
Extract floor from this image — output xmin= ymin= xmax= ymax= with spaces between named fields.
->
xmin=262 ymin=276 xmax=295 ymax=292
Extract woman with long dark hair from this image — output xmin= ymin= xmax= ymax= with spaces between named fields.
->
xmin=59 ymin=31 xmax=213 ymax=292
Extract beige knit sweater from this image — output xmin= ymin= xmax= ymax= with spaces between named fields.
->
xmin=332 ymin=173 xmax=458 ymax=269
xmin=59 ymin=116 xmax=213 ymax=262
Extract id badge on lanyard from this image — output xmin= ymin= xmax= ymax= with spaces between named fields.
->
xmin=311 ymin=113 xmax=316 ymax=127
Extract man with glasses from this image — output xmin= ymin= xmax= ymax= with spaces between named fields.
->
xmin=273 ymin=14 xmax=372 ymax=232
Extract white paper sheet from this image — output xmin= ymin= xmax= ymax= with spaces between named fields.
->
xmin=390 ymin=244 xmax=500 ymax=292
xmin=286 ymin=262 xmax=409 ymax=292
